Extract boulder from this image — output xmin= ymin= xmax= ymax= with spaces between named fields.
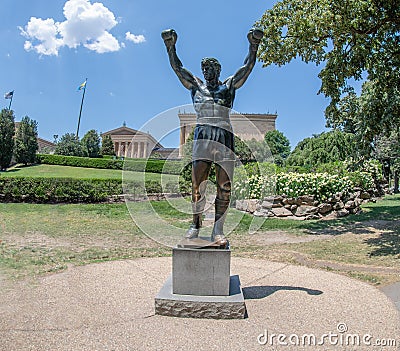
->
xmin=354 ymin=198 xmax=363 ymax=207
xmin=323 ymin=211 xmax=339 ymax=220
xmin=344 ymin=200 xmax=356 ymax=210
xmin=360 ymin=191 xmax=371 ymax=200
xmin=282 ymin=197 xmax=297 ymax=205
xmin=271 ymin=207 xmax=293 ymax=217
xmin=298 ymin=195 xmax=315 ymax=205
xmin=295 ymin=205 xmax=319 ymax=217
xmin=261 ymin=201 xmax=273 ymax=209
xmin=318 ymin=203 xmax=333 ymax=214
xmin=272 ymin=202 xmax=283 ymax=208
xmin=336 ymin=209 xmax=350 ymax=217
xmin=347 ymin=193 xmax=356 ymax=201
xmin=264 ymin=195 xmax=283 ymax=203
xmin=247 ymin=199 xmax=259 ymax=213
xmin=235 ymin=200 xmax=247 ymax=212
xmin=290 ymin=204 xmax=298 ymax=211
xmin=333 ymin=201 xmax=345 ymax=210
xmin=305 ymin=214 xmax=321 ymax=220
xmin=235 ymin=199 xmax=258 ymax=213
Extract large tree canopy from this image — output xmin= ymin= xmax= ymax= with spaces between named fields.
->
xmin=256 ymin=0 xmax=399 ymax=140
xmin=285 ymin=130 xmax=357 ymax=168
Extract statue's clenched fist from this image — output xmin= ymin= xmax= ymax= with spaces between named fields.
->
xmin=247 ymin=28 xmax=264 ymax=45
xmin=161 ymin=29 xmax=178 ymax=47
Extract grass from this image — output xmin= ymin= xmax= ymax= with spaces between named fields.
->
xmin=0 ymin=194 xmax=399 ymax=285
xmin=0 ymin=164 xmax=177 ymax=182
xmin=0 ymin=203 xmax=169 ymax=279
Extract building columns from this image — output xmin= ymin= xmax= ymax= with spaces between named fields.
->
xmin=144 ymin=142 xmax=148 ymax=158
xmin=137 ymin=142 xmax=141 ymax=159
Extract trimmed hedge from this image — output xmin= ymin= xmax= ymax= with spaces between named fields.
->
xmin=37 ymin=154 xmax=183 ymax=175
xmin=37 ymin=154 xmax=123 ymax=169
xmin=0 ymin=177 xmax=121 ymax=203
xmin=0 ymin=177 xmax=188 ymax=203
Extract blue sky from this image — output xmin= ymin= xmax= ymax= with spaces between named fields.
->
xmin=0 ymin=0 xmax=330 ymax=149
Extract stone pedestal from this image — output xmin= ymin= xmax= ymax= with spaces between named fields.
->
xmin=173 ymin=247 xmax=230 ymax=296
xmin=155 ymin=247 xmax=246 ymax=319
xmin=155 ymin=275 xmax=246 ymax=319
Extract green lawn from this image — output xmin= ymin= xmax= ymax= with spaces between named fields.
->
xmin=0 ymin=164 xmax=177 ymax=182
xmin=0 ymin=194 xmax=399 ymax=284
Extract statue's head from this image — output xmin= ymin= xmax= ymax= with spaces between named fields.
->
xmin=201 ymin=57 xmax=221 ymax=82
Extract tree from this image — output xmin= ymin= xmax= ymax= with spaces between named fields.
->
xmin=246 ymin=139 xmax=273 ymax=162
xmin=285 ymin=130 xmax=357 ymax=168
xmin=264 ymin=130 xmax=291 ymax=166
xmin=101 ymin=134 xmax=115 ymax=156
xmin=0 ymin=109 xmax=15 ymax=170
xmin=54 ymin=133 xmax=84 ymax=157
xmin=81 ymin=129 xmax=100 ymax=158
xmin=373 ymin=131 xmax=400 ymax=193
xmin=256 ymin=0 xmax=400 ymax=141
xmin=14 ymin=116 xmax=38 ymax=165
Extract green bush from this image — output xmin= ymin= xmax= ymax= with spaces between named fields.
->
xmin=37 ymin=154 xmax=123 ymax=170
xmin=0 ymin=176 xmax=189 ymax=203
xmin=37 ymin=154 xmax=184 ymax=175
xmin=0 ymin=177 xmax=122 ymax=203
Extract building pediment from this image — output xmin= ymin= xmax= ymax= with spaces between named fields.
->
xmin=102 ymin=126 xmax=140 ymax=136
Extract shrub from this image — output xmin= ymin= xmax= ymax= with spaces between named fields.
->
xmin=0 ymin=176 xmax=188 ymax=203
xmin=37 ymin=154 xmax=123 ymax=169
xmin=37 ymin=154 xmax=184 ymax=175
xmin=0 ymin=177 xmax=122 ymax=203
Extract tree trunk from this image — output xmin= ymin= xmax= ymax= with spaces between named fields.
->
xmin=394 ymin=170 xmax=399 ymax=194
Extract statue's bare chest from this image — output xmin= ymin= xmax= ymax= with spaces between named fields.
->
xmin=192 ymin=84 xmax=234 ymax=108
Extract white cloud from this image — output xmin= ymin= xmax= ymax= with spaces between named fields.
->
xmin=20 ymin=17 xmax=63 ymax=56
xmin=125 ymin=32 xmax=145 ymax=44
xmin=20 ymin=0 xmax=122 ymax=55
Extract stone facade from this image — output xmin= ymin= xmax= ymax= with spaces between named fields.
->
xmin=178 ymin=113 xmax=277 ymax=157
xmin=102 ymin=125 xmax=162 ymax=159
xmin=37 ymin=138 xmax=56 ymax=153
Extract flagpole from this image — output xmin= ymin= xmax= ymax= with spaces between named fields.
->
xmin=8 ymin=94 xmax=13 ymax=110
xmin=76 ymin=79 xmax=87 ymax=138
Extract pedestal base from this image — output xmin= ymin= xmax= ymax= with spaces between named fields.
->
xmin=172 ymin=247 xmax=230 ymax=296
xmin=155 ymin=275 xmax=246 ymax=319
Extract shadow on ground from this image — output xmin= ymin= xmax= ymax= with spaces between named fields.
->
xmin=297 ymin=198 xmax=400 ymax=237
xmin=243 ymin=285 xmax=323 ymax=300
xmin=365 ymin=232 xmax=400 ymax=257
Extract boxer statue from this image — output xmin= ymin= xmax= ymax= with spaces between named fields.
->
xmin=162 ymin=28 xmax=263 ymax=247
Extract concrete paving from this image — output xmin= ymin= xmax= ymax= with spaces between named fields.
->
xmin=0 ymin=257 xmax=399 ymax=351
xmin=381 ymin=282 xmax=400 ymax=312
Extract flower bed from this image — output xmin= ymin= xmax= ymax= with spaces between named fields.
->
xmin=233 ymin=171 xmax=375 ymax=202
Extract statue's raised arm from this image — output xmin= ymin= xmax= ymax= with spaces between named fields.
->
xmin=161 ymin=29 xmax=199 ymax=90
xmin=227 ymin=28 xmax=264 ymax=89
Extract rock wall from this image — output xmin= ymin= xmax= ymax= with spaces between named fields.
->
xmin=235 ymin=188 xmax=380 ymax=220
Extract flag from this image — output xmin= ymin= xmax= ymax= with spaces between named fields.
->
xmin=77 ymin=80 xmax=87 ymax=91
xmin=4 ymin=91 xmax=13 ymax=99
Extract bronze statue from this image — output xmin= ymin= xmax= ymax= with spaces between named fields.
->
xmin=162 ymin=28 xmax=263 ymax=246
